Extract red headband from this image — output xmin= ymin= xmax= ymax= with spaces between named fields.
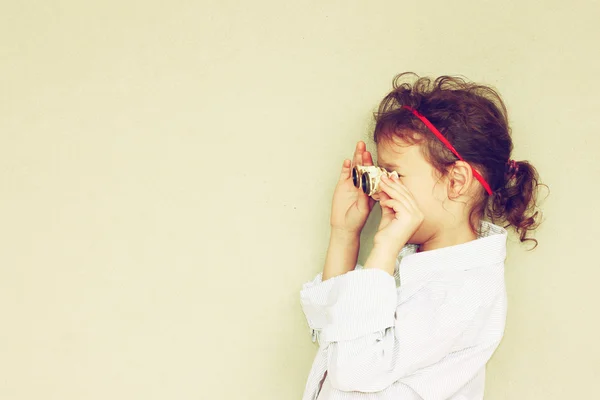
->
xmin=401 ymin=105 xmax=493 ymax=196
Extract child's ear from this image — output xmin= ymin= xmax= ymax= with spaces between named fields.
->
xmin=447 ymin=161 xmax=472 ymax=198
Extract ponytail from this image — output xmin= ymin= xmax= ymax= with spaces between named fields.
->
xmin=487 ymin=160 xmax=546 ymax=249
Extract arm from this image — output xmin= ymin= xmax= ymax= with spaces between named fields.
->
xmin=322 ymin=228 xmax=360 ymax=281
xmin=299 ymin=229 xmax=361 ymax=343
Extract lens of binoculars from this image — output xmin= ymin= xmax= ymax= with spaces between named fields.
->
xmin=351 ymin=165 xmax=399 ymax=197
xmin=351 ymin=166 xmax=360 ymax=189
xmin=361 ymin=173 xmax=371 ymax=195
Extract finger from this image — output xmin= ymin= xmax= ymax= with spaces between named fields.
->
xmin=380 ymin=198 xmax=409 ymax=215
xmin=380 ymin=176 xmax=418 ymax=210
xmin=388 ymin=175 xmax=420 ymax=209
xmin=363 ymin=149 xmax=374 ymax=166
xmin=379 ymin=200 xmax=396 ymax=218
xmin=379 ymin=200 xmax=400 ymax=223
xmin=379 ymin=181 xmax=417 ymax=217
xmin=377 ymin=192 xmax=394 ymax=215
xmin=378 ymin=177 xmax=407 ymax=202
xmin=352 ymin=141 xmax=365 ymax=169
xmin=338 ymin=159 xmax=351 ymax=182
xmin=378 ymin=191 xmax=391 ymax=202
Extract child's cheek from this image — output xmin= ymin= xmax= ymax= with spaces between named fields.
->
xmin=405 ymin=184 xmax=426 ymax=209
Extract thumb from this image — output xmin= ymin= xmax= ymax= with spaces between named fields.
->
xmin=356 ymin=188 xmax=371 ymax=212
xmin=338 ymin=159 xmax=351 ymax=182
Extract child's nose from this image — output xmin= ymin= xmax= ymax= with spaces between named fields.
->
xmin=371 ymin=192 xmax=381 ymax=201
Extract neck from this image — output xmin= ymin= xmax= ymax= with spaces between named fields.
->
xmin=419 ymin=220 xmax=478 ymax=252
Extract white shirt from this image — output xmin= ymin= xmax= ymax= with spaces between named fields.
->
xmin=299 ymin=221 xmax=508 ymax=400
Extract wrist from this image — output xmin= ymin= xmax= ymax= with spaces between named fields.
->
xmin=330 ymin=227 xmax=361 ymax=242
xmin=364 ymin=245 xmax=399 ymax=276
xmin=323 ymin=228 xmax=360 ymax=281
xmin=371 ymin=242 xmax=403 ymax=256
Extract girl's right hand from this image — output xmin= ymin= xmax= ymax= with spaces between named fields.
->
xmin=330 ymin=141 xmax=377 ymax=236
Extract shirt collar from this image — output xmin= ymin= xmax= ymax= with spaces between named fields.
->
xmin=395 ymin=220 xmax=508 ymax=285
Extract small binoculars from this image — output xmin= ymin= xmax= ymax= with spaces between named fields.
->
xmin=352 ymin=165 xmax=399 ymax=197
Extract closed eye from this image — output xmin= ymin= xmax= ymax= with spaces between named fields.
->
xmin=382 ymin=167 xmax=402 ymax=177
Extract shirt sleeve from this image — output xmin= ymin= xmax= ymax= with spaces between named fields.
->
xmin=299 ymin=263 xmax=397 ymax=345
xmin=299 ymin=262 xmax=507 ymax=395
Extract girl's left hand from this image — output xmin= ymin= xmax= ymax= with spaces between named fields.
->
xmin=374 ymin=175 xmax=424 ymax=253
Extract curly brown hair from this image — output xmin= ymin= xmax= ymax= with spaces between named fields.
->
xmin=369 ymin=72 xmax=546 ymax=249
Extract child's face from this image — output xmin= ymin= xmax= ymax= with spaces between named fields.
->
xmin=375 ymin=136 xmax=451 ymax=244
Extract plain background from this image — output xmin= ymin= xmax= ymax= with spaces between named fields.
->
xmin=1 ymin=0 xmax=599 ymax=399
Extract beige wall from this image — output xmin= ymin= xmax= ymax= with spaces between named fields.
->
xmin=1 ymin=1 xmax=598 ymax=399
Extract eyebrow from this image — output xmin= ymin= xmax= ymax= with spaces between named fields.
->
xmin=377 ymin=160 xmax=397 ymax=169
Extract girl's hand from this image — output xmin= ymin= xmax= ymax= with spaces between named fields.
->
xmin=374 ymin=174 xmax=424 ymax=253
xmin=330 ymin=141 xmax=377 ymax=235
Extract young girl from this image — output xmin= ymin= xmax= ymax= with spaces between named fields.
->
xmin=299 ymin=73 xmax=543 ymax=400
